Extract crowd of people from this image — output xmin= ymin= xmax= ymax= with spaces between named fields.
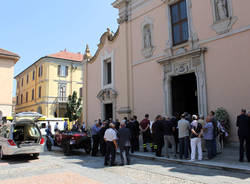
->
xmin=90 ymin=116 xmax=140 ymax=166
xmin=88 ymin=110 xmax=238 ymax=167
xmin=52 ymin=109 xmax=249 ymax=166
xmin=137 ymin=111 xmax=228 ymax=161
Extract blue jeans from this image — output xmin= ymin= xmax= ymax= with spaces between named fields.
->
xmin=205 ymin=140 xmax=213 ymax=159
xmin=179 ymin=136 xmax=189 ymax=159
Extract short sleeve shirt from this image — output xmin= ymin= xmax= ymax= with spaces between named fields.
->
xmin=203 ymin=122 xmax=214 ymax=140
xmin=104 ymin=128 xmax=117 ymax=141
xmin=177 ymin=119 xmax=190 ymax=138
xmin=140 ymin=119 xmax=150 ymax=129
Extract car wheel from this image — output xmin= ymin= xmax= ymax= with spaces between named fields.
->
xmin=63 ymin=141 xmax=70 ymax=156
xmin=0 ymin=147 xmax=6 ymax=160
xmin=32 ymin=153 xmax=39 ymax=159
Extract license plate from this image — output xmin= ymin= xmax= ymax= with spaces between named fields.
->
xmin=70 ymin=140 xmax=75 ymax=145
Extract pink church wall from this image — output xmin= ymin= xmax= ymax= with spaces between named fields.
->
xmin=204 ymin=30 xmax=250 ymax=141
xmin=133 ymin=61 xmax=164 ymax=121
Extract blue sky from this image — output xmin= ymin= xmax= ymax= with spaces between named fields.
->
xmin=0 ymin=0 xmax=118 ymax=96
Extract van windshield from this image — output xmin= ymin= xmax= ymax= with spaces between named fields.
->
xmin=13 ymin=123 xmax=41 ymax=145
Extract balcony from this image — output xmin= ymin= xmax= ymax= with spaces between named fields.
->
xmin=57 ymin=97 xmax=68 ymax=103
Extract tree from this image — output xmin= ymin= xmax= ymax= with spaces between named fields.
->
xmin=65 ymin=91 xmax=82 ymax=122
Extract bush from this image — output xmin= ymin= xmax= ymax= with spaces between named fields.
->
xmin=215 ymin=107 xmax=230 ymax=133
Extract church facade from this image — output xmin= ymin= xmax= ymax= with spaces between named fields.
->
xmin=83 ymin=0 xmax=250 ymax=142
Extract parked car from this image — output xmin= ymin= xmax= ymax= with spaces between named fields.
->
xmin=50 ymin=130 xmax=91 ymax=155
xmin=0 ymin=119 xmax=45 ymax=159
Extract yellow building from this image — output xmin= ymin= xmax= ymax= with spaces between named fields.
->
xmin=15 ymin=49 xmax=83 ymax=118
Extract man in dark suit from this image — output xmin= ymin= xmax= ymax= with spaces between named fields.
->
xmin=152 ymin=115 xmax=164 ymax=157
xmin=236 ymin=109 xmax=250 ymax=162
xmin=118 ymin=121 xmax=131 ymax=166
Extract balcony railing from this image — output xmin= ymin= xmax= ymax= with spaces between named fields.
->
xmin=57 ymin=97 xmax=68 ymax=103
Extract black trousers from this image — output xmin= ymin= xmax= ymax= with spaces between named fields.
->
xmin=179 ymin=136 xmax=189 ymax=159
xmin=92 ymin=135 xmax=100 ymax=156
xmin=120 ymin=146 xmax=130 ymax=164
xmin=131 ymin=135 xmax=139 ymax=152
xmin=100 ymin=139 xmax=106 ymax=156
xmin=105 ymin=141 xmax=116 ymax=165
xmin=239 ymin=136 xmax=250 ymax=161
xmin=155 ymin=138 xmax=164 ymax=156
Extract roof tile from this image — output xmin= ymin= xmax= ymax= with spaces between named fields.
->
xmin=47 ymin=49 xmax=83 ymax=62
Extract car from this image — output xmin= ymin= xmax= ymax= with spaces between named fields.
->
xmin=52 ymin=130 xmax=91 ymax=155
xmin=0 ymin=118 xmax=45 ymax=159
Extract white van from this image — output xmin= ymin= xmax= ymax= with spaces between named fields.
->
xmin=37 ymin=117 xmax=67 ymax=136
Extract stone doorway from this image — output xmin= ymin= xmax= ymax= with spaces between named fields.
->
xmin=158 ymin=48 xmax=208 ymax=117
xmin=171 ymin=72 xmax=198 ymax=116
xmin=104 ymin=103 xmax=113 ymax=120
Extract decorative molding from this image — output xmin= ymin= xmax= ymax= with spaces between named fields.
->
xmin=112 ymin=0 xmax=131 ymax=24
xmin=89 ymin=28 xmax=119 ymax=64
xmin=159 ymin=48 xmax=208 ymax=117
xmin=210 ymin=0 xmax=237 ymax=34
xmin=97 ymin=88 xmax=118 ymax=120
xmin=158 ymin=48 xmax=207 ymax=64
xmin=211 ymin=16 xmax=238 ymax=34
xmin=199 ymin=25 xmax=250 ymax=45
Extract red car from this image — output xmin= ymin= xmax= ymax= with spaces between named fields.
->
xmin=48 ymin=131 xmax=91 ymax=155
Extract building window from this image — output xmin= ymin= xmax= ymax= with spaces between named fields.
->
xmin=17 ymin=80 xmax=19 ymax=88
xmin=32 ymin=71 xmax=35 ymax=80
xmin=79 ymin=88 xmax=83 ymax=98
xmin=21 ymin=78 xmax=24 ymax=86
xmin=59 ymin=84 xmax=67 ymax=102
xmin=16 ymin=96 xmax=19 ymax=105
xmin=38 ymin=86 xmax=42 ymax=98
xmin=170 ymin=0 xmax=189 ymax=46
xmin=38 ymin=65 xmax=43 ymax=77
xmin=32 ymin=89 xmax=35 ymax=100
xmin=26 ymin=74 xmax=29 ymax=84
xmin=26 ymin=92 xmax=28 ymax=102
xmin=58 ymin=65 xmax=69 ymax=77
xmin=21 ymin=94 xmax=23 ymax=104
xmin=103 ymin=59 xmax=112 ymax=86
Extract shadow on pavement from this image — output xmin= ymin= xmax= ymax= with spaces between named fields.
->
xmin=54 ymin=148 xmax=250 ymax=180
xmin=0 ymin=154 xmax=38 ymax=165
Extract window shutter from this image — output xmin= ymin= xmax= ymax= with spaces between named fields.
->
xmin=38 ymin=67 xmax=40 ymax=77
xmin=66 ymin=66 xmax=69 ymax=76
xmin=58 ymin=65 xmax=61 ymax=76
xmin=41 ymin=66 xmax=43 ymax=76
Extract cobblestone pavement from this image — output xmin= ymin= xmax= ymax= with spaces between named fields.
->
xmin=0 ymin=149 xmax=249 ymax=184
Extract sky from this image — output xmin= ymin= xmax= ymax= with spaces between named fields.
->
xmin=0 ymin=0 xmax=118 ymax=96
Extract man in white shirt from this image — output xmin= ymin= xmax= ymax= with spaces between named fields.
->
xmin=104 ymin=123 xmax=118 ymax=166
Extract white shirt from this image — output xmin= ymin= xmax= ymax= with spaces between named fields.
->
xmin=104 ymin=128 xmax=117 ymax=142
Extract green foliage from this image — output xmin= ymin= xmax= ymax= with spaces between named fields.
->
xmin=65 ymin=91 xmax=82 ymax=122
xmin=215 ymin=107 xmax=230 ymax=132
